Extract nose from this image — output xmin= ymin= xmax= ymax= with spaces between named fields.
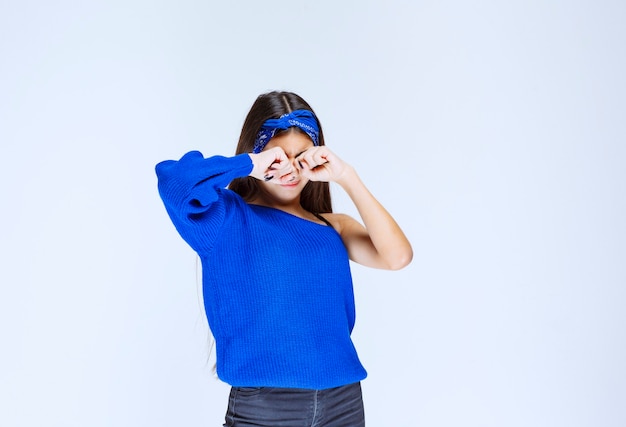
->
xmin=278 ymin=158 xmax=300 ymax=183
xmin=292 ymin=156 xmax=303 ymax=171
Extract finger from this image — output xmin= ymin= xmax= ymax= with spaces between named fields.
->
xmin=302 ymin=150 xmax=328 ymax=171
xmin=266 ymin=162 xmax=295 ymax=183
xmin=266 ymin=150 xmax=291 ymax=173
xmin=269 ymin=157 xmax=293 ymax=174
xmin=251 ymin=148 xmax=289 ymax=182
xmin=267 ymin=147 xmax=288 ymax=167
xmin=301 ymin=164 xmax=329 ymax=182
xmin=297 ymin=148 xmax=321 ymax=169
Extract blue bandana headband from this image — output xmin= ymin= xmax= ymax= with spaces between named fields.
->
xmin=252 ymin=109 xmax=320 ymax=153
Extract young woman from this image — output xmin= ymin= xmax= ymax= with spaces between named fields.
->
xmin=156 ymin=91 xmax=412 ymax=426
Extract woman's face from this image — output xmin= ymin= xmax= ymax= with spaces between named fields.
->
xmin=258 ymin=130 xmax=315 ymax=205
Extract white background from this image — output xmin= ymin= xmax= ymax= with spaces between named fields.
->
xmin=1 ymin=1 xmax=625 ymax=426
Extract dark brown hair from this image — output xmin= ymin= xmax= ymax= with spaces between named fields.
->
xmin=229 ymin=91 xmax=332 ymax=213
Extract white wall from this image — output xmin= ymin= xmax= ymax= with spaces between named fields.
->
xmin=1 ymin=1 xmax=624 ymax=426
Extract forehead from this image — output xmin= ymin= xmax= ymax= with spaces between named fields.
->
xmin=264 ymin=129 xmax=314 ymax=152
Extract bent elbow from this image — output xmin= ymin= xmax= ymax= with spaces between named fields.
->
xmin=386 ymin=248 xmax=413 ymax=271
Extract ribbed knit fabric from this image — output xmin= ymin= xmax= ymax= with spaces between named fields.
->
xmin=156 ymin=151 xmax=367 ymax=389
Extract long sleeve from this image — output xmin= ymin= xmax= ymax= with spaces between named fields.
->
xmin=155 ymin=151 xmax=253 ymax=253
xmin=156 ymin=151 xmax=367 ymax=389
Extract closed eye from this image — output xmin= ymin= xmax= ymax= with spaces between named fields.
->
xmin=294 ymin=149 xmax=309 ymax=159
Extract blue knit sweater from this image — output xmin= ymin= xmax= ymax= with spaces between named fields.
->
xmin=156 ymin=151 xmax=367 ymax=389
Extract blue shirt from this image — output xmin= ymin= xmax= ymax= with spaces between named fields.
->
xmin=156 ymin=151 xmax=367 ymax=389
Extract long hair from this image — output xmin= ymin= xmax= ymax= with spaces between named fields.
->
xmin=229 ymin=91 xmax=333 ymax=214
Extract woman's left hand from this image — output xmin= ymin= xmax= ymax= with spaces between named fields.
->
xmin=296 ymin=146 xmax=351 ymax=184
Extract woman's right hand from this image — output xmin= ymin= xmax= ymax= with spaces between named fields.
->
xmin=248 ymin=147 xmax=294 ymax=182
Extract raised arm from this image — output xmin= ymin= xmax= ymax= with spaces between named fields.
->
xmin=155 ymin=151 xmax=253 ymax=252
xmin=297 ymin=147 xmax=413 ymax=270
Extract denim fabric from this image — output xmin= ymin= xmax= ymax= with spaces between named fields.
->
xmin=223 ymin=382 xmax=365 ymax=427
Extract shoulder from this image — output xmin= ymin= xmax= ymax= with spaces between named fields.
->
xmin=319 ymin=213 xmax=363 ymax=235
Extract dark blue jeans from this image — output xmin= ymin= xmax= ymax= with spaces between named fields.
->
xmin=223 ymin=382 xmax=365 ymax=427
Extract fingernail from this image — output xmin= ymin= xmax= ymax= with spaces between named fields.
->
xmin=264 ymin=174 xmax=274 ymax=181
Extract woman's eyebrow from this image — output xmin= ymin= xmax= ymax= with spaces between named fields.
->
xmin=295 ymin=149 xmax=309 ymax=158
